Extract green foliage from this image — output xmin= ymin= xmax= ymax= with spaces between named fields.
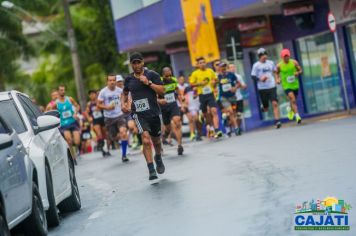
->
xmin=31 ymin=0 xmax=127 ymax=105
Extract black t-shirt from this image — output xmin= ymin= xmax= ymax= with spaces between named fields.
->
xmin=124 ymin=69 xmax=163 ymax=118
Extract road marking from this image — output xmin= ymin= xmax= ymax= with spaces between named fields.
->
xmin=88 ymin=211 xmax=103 ymax=220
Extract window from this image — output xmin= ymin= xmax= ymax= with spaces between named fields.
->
xmin=17 ymin=95 xmax=42 ymax=128
xmin=297 ymin=33 xmax=344 ymax=114
xmin=0 ymin=100 xmax=27 ymax=134
xmin=0 ymin=120 xmax=10 ymax=134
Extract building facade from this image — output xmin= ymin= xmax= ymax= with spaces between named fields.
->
xmin=111 ymin=0 xmax=356 ymax=130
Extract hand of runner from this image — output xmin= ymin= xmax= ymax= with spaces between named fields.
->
xmin=139 ymin=75 xmax=149 ymax=85
xmin=230 ymin=86 xmax=237 ymax=93
xmin=122 ymin=103 xmax=131 ymax=113
xmin=260 ymin=75 xmax=268 ymax=82
xmin=107 ymin=104 xmax=115 ymax=110
xmin=159 ymin=99 xmax=167 ymax=105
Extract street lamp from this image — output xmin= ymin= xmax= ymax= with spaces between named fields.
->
xmin=1 ymin=0 xmax=86 ymax=109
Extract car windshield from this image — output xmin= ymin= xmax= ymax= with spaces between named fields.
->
xmin=0 ymin=100 xmax=27 ymax=134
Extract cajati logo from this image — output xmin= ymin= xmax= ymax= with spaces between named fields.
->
xmin=294 ymin=197 xmax=352 ymax=231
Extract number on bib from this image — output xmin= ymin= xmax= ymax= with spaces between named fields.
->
xmin=287 ymin=76 xmax=296 ymax=83
xmin=62 ymin=110 xmax=72 ymax=119
xmin=134 ymin=98 xmax=150 ymax=112
xmin=222 ymin=83 xmax=232 ymax=92
xmin=164 ymin=93 xmax=176 ymax=103
xmin=202 ymin=86 xmax=212 ymax=95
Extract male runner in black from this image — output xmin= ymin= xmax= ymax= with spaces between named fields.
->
xmin=121 ymin=52 xmax=166 ymax=181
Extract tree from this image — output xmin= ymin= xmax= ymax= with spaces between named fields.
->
xmin=31 ymin=0 xmax=127 ymax=105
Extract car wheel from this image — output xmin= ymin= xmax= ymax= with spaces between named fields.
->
xmin=45 ymin=164 xmax=60 ymax=227
xmin=0 ymin=204 xmax=10 ymax=236
xmin=22 ymin=182 xmax=48 ymax=236
xmin=58 ymin=158 xmax=81 ymax=213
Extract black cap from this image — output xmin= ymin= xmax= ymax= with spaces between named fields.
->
xmin=130 ymin=52 xmax=144 ymax=63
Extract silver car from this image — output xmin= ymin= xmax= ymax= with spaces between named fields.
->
xmin=0 ymin=117 xmax=47 ymax=236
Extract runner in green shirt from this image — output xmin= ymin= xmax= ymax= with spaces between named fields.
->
xmin=276 ymin=49 xmax=303 ymax=124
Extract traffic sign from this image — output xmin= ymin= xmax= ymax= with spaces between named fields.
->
xmin=328 ymin=12 xmax=337 ymax=32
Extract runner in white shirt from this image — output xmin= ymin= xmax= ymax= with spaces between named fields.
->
xmin=98 ymin=75 xmax=129 ymax=162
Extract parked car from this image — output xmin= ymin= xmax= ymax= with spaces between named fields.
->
xmin=0 ymin=116 xmax=47 ymax=235
xmin=0 ymin=91 xmax=81 ymax=227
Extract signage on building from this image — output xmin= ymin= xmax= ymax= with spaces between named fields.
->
xmin=237 ymin=16 xmax=274 ymax=47
xmin=224 ymin=30 xmax=243 ymax=60
xmin=282 ymin=0 xmax=314 ymax=16
xmin=329 ymin=0 xmax=356 ymax=23
xmin=181 ymin=0 xmax=220 ymax=66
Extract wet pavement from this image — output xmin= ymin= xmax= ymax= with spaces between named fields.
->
xmin=48 ymin=117 xmax=356 ymax=236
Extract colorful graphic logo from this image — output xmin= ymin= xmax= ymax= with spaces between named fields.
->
xmin=294 ymin=197 xmax=352 ymax=231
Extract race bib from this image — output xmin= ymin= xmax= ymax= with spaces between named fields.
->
xmin=110 ymin=98 xmax=119 ymax=107
xmin=134 ymin=98 xmax=150 ymax=112
xmin=62 ymin=110 xmax=72 ymax=119
xmin=164 ymin=93 xmax=176 ymax=103
xmin=82 ymin=133 xmax=91 ymax=139
xmin=93 ymin=111 xmax=102 ymax=119
xmin=222 ymin=83 xmax=232 ymax=92
xmin=287 ymin=76 xmax=296 ymax=83
xmin=202 ymin=86 xmax=212 ymax=95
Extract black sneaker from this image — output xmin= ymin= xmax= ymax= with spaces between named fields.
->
xmin=154 ymin=154 xmax=165 ymax=174
xmin=103 ymin=151 xmax=111 ymax=157
xmin=149 ymin=169 xmax=158 ymax=180
xmin=275 ymin=121 xmax=282 ymax=129
xmin=73 ymin=158 xmax=78 ymax=166
xmin=122 ymin=156 xmax=129 ymax=162
xmin=178 ymin=145 xmax=184 ymax=155
xmin=196 ymin=136 xmax=202 ymax=141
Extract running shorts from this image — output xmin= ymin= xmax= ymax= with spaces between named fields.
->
xmin=199 ymin=93 xmax=217 ymax=113
xmin=259 ymin=87 xmax=278 ymax=109
xmin=132 ymin=114 xmax=162 ymax=137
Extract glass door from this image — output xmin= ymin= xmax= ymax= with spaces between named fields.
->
xmin=346 ymin=23 xmax=356 ymax=93
xmin=297 ymin=32 xmax=344 ymax=114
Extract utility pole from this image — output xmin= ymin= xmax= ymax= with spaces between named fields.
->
xmin=62 ymin=0 xmax=86 ymax=109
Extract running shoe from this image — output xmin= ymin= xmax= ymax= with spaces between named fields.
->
xmin=234 ymin=128 xmax=241 ymax=136
xmin=196 ymin=135 xmax=202 ymax=141
xmin=122 ymin=156 xmax=129 ymax=162
xmin=275 ymin=121 xmax=282 ymax=129
xmin=178 ymin=145 xmax=184 ymax=155
xmin=149 ymin=169 xmax=158 ymax=181
xmin=154 ymin=154 xmax=165 ymax=174
xmin=214 ymin=131 xmax=223 ymax=139
xmin=287 ymin=107 xmax=295 ymax=121
xmin=296 ymin=114 xmax=302 ymax=124
xmin=189 ymin=133 xmax=196 ymax=141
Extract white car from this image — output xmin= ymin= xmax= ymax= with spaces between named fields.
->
xmin=0 ymin=91 xmax=81 ymax=227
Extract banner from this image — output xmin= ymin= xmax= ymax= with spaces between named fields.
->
xmin=328 ymin=0 xmax=356 ymax=23
xmin=181 ymin=0 xmax=220 ymax=66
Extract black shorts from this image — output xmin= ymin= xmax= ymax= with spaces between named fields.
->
xmin=199 ymin=93 xmax=217 ymax=113
xmin=285 ymin=89 xmax=299 ymax=97
xmin=104 ymin=117 xmax=127 ymax=141
xmin=132 ymin=114 xmax=162 ymax=137
xmin=259 ymin=87 xmax=278 ymax=109
xmin=161 ymin=104 xmax=181 ymax=126
xmin=93 ymin=118 xmax=105 ymax=126
xmin=236 ymin=100 xmax=244 ymax=113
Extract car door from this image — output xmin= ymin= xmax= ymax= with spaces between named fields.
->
xmin=0 ymin=117 xmax=30 ymax=224
xmin=17 ymin=95 xmax=68 ymax=196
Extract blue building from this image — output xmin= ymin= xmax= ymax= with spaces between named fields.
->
xmin=110 ymin=0 xmax=356 ymax=130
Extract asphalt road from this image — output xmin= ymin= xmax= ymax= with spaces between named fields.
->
xmin=48 ymin=117 xmax=356 ymax=236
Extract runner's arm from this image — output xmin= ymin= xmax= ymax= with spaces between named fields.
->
xmin=294 ymin=60 xmax=303 ymax=76
xmin=120 ymin=91 xmax=130 ymax=113
xmin=97 ymin=99 xmax=113 ymax=111
xmin=69 ymin=97 xmax=81 ymax=112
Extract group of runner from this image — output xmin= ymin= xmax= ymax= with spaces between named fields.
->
xmin=46 ymin=48 xmax=303 ymax=181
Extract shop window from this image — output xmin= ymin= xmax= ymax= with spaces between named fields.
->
xmin=297 ymin=33 xmax=344 ymax=114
